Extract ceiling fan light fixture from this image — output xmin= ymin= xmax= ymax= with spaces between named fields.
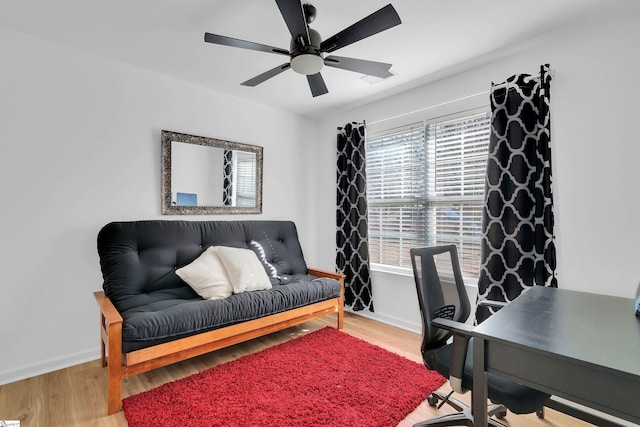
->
xmin=291 ymin=54 xmax=324 ymax=75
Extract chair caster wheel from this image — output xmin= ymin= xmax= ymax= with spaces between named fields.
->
xmin=496 ymin=410 xmax=507 ymax=419
xmin=427 ymin=394 xmax=439 ymax=407
xmin=536 ymin=407 xmax=545 ymax=419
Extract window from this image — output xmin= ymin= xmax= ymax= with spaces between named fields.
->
xmin=366 ymin=110 xmax=490 ymax=278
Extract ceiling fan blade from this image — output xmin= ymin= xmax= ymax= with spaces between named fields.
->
xmin=324 ymin=55 xmax=393 ymax=78
xmin=204 ymin=33 xmax=289 ymax=56
xmin=275 ymin=0 xmax=310 ymax=45
xmin=307 ymin=73 xmax=328 ymax=97
xmin=241 ymin=63 xmax=291 ymax=87
xmin=320 ymin=4 xmax=401 ymax=53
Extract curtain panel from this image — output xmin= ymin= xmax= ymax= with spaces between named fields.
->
xmin=336 ymin=122 xmax=373 ymax=312
xmin=476 ymin=64 xmax=557 ymax=324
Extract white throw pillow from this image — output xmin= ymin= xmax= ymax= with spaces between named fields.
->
xmin=175 ymin=246 xmax=233 ymax=300
xmin=215 ymin=246 xmax=272 ymax=293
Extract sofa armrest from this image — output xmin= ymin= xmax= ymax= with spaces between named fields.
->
xmin=307 ymin=268 xmax=345 ymax=330
xmin=94 ymin=291 xmax=123 ymax=324
xmin=307 ymin=268 xmax=346 ymax=286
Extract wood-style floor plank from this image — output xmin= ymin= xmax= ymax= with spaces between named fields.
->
xmin=0 ymin=312 xmax=594 ymax=427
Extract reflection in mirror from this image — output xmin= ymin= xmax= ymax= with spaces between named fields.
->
xmin=170 ymin=142 xmax=257 ymax=207
xmin=161 ymin=130 xmax=262 ymax=215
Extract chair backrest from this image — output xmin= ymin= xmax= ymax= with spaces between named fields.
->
xmin=410 ymin=245 xmax=471 ymax=368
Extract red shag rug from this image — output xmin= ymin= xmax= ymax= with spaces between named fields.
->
xmin=122 ymin=327 xmax=446 ymax=427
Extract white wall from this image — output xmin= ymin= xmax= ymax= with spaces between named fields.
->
xmin=3 ymin=8 xmax=640 ymax=383
xmin=311 ymin=11 xmax=640 ymax=332
xmin=0 ymin=26 xmax=314 ymax=384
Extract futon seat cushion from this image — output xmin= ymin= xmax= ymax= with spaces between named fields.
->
xmin=120 ymin=276 xmax=341 ymax=353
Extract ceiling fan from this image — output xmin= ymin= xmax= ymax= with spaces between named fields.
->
xmin=204 ymin=1 xmax=401 ymax=97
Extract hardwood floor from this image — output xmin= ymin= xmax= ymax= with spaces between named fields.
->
xmin=0 ymin=312 xmax=594 ymax=427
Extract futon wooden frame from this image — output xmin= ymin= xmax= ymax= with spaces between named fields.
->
xmin=94 ymin=268 xmax=344 ymax=415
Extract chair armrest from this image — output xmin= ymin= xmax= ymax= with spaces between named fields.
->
xmin=478 ymin=299 xmax=508 ymax=309
xmin=307 ymin=268 xmax=346 ymax=286
xmin=432 ymin=317 xmax=473 ymax=394
xmin=432 ymin=317 xmax=474 ymax=334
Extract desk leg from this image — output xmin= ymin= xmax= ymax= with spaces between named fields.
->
xmin=473 ymin=337 xmax=488 ymax=427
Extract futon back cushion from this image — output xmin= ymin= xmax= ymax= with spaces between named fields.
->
xmin=97 ymin=220 xmax=308 ymax=313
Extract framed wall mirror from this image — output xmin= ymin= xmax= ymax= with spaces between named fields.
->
xmin=161 ymin=130 xmax=263 ymax=214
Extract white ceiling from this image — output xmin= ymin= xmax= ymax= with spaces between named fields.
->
xmin=1 ymin=0 xmax=638 ymax=118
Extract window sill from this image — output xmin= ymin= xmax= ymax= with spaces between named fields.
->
xmin=370 ymin=263 xmax=413 ymax=277
xmin=370 ymin=263 xmax=479 ymax=289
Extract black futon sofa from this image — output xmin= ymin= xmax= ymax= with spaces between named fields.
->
xmin=94 ymin=220 xmax=344 ymax=414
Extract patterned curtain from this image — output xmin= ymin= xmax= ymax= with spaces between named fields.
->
xmin=222 ymin=149 xmax=233 ymax=206
xmin=476 ymin=64 xmax=557 ymax=324
xmin=336 ymin=122 xmax=373 ymax=312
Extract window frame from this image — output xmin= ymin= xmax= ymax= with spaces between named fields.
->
xmin=366 ymin=106 xmax=490 ymax=282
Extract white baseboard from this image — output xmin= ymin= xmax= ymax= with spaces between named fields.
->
xmin=0 ymin=349 xmax=99 ymax=386
xmin=346 ymin=307 xmax=422 ymax=334
xmin=0 ymin=310 xmax=420 ymax=387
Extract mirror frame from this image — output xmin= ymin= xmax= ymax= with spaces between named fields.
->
xmin=161 ymin=130 xmax=263 ymax=215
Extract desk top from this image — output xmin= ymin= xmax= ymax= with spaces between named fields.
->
xmin=474 ymin=286 xmax=640 ymax=378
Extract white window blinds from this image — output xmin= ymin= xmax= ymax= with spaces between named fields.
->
xmin=366 ymin=111 xmax=490 ymax=278
xmin=367 ymin=123 xmax=426 ymax=269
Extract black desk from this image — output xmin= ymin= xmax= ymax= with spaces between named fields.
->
xmin=472 ymin=286 xmax=640 ymax=426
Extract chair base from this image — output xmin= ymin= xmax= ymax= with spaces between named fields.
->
xmin=413 ymin=391 xmax=508 ymax=427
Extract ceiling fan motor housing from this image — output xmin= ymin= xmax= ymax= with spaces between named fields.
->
xmin=290 ymin=28 xmax=324 ymax=75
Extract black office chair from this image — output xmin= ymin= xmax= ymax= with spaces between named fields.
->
xmin=410 ymin=245 xmax=550 ymax=427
